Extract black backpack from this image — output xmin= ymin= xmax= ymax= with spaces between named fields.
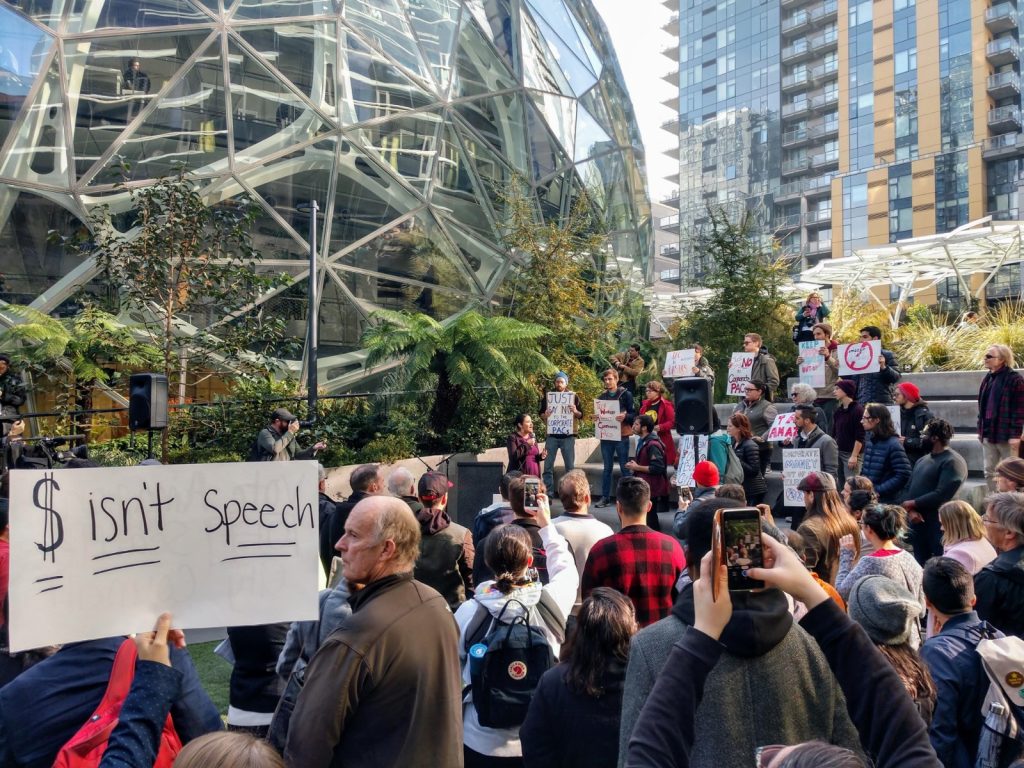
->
xmin=464 ymin=596 xmax=564 ymax=729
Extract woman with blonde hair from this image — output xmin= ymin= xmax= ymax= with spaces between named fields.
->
xmin=175 ymin=732 xmax=284 ymax=768
xmin=795 ymin=471 xmax=861 ymax=584
xmin=938 ymin=500 xmax=997 ymax=574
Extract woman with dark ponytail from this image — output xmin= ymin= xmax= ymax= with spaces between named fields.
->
xmin=454 ymin=478 xmax=578 ymax=767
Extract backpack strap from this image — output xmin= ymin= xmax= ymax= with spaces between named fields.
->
xmin=536 ymin=590 xmax=566 ymax=645
xmin=102 ymin=638 xmax=138 ymax=709
xmin=463 ymin=600 xmax=494 ymax=653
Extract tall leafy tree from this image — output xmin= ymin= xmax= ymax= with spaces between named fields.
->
xmin=361 ymin=308 xmax=554 ymax=441
xmin=676 ymin=207 xmax=795 ymax=397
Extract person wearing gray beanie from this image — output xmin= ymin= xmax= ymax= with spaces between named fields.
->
xmin=848 ymin=574 xmax=936 ymax=724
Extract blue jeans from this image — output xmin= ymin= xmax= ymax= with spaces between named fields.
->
xmin=543 ymin=435 xmax=576 ymax=490
xmin=600 ymin=438 xmax=631 ymax=499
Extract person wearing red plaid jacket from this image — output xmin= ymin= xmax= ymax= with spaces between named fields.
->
xmin=581 ymin=476 xmax=685 ymax=627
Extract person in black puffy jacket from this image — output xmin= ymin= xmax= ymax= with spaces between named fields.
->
xmin=727 ymin=413 xmax=766 ymax=505
xmin=859 ymin=404 xmax=912 ymax=504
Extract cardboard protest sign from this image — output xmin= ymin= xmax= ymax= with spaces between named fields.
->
xmin=766 ymin=412 xmax=799 ymax=443
xmin=9 ymin=462 xmax=319 ymax=651
xmin=888 ymin=405 xmax=902 ymax=437
xmin=663 ymin=349 xmax=696 ymax=379
xmin=674 ymin=434 xmax=710 ymax=487
xmin=546 ymin=391 xmax=576 ymax=435
xmin=782 ymin=449 xmax=821 ymax=507
xmin=838 ymin=340 xmax=881 ymax=376
xmin=594 ymin=399 xmax=621 ymax=441
xmin=727 ymin=352 xmax=755 ymax=397
xmin=799 ymin=341 xmax=825 ymax=388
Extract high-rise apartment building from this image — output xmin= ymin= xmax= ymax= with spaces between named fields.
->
xmin=660 ymin=0 xmax=1024 ymax=303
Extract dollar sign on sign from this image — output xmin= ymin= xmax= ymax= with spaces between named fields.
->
xmin=33 ymin=472 xmax=63 ymax=563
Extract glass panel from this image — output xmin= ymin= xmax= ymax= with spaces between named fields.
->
xmin=455 ymin=124 xmax=522 ymax=234
xmin=331 ymin=263 xmax=467 ymax=321
xmin=227 ymin=39 xmax=331 ymax=168
xmin=450 ymin=7 xmax=518 ymax=100
xmin=519 ymin=9 xmax=571 ymax=96
xmin=245 ymin=191 xmax=310 ymax=261
xmin=67 ymin=0 xmax=211 ymax=31
xmin=0 ymin=6 xmax=53 ymax=154
xmin=407 ymin=0 xmax=460 ymax=91
xmin=526 ymin=11 xmax=597 ymax=96
xmin=0 ymin=53 xmax=68 ymax=185
xmin=452 ymin=89 xmax=528 ymax=176
xmin=574 ymin=104 xmax=613 ymax=160
xmin=525 ymin=99 xmax=570 ymax=182
xmin=3 ymin=0 xmax=64 ymax=29
xmin=231 ymin=0 xmax=334 ymax=21
xmin=523 ymin=0 xmax=598 ymax=76
xmin=326 ymin=140 xmax=419 ymax=256
xmin=462 ymin=0 xmax=514 ymax=73
xmin=577 ymin=83 xmax=616 ymax=144
xmin=347 ymin=108 xmax=441 ymax=193
xmin=342 ymin=0 xmax=429 ymax=84
xmin=0 ymin=191 xmax=86 ymax=302
xmin=236 ymin=22 xmax=339 ymax=123
xmin=316 ymin=274 xmax=367 ymax=356
xmin=528 ymin=89 xmax=574 ymax=159
xmin=338 ymin=28 xmax=441 ymax=126
xmin=64 ymin=31 xmax=219 ymax=183
xmin=536 ymin=169 xmax=570 ymax=222
xmin=431 ymin=125 xmax=491 ymax=240
xmin=443 ymin=217 xmax=504 ymax=291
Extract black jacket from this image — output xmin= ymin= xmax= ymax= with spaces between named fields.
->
xmin=318 ymin=492 xmax=337 ymax=575
xmin=0 ymin=371 xmax=25 ymax=413
xmin=974 ymin=545 xmax=1024 ymax=637
xmin=226 ymin=624 xmax=289 ymax=715
xmin=522 ymin=662 xmax=625 ymax=768
xmin=900 ymin=402 xmax=932 ymax=465
xmin=734 ymin=438 xmax=766 ymax=499
xmin=321 ymin=491 xmax=371 ymax=569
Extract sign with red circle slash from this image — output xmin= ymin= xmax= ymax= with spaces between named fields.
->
xmin=838 ymin=340 xmax=881 ymax=376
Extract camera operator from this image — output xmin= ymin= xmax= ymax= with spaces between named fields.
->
xmin=252 ymin=407 xmax=325 ymax=462
xmin=0 ymin=356 xmax=26 ymax=437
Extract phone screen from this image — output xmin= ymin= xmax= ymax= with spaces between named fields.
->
xmin=720 ymin=508 xmax=764 ymax=591
xmin=524 ymin=478 xmax=540 ymax=512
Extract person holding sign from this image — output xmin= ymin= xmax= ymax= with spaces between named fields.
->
xmin=849 ymin=327 xmax=900 ymax=406
xmin=539 ymin=371 xmax=583 ymax=491
xmin=640 ymin=381 xmax=677 ymax=468
xmin=795 ymin=323 xmax=840 ymax=433
xmin=691 ymin=343 xmax=715 ymax=384
xmin=743 ymin=334 xmax=780 ymax=402
xmin=595 ymin=369 xmax=635 ymax=508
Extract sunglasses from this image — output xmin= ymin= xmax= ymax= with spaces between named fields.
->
xmin=985 ymin=354 xmax=999 ymax=360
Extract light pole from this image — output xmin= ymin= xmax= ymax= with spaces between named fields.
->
xmin=297 ymin=200 xmax=319 ymax=423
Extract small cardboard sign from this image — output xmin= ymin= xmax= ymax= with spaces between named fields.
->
xmin=594 ymin=399 xmax=621 ymax=441
xmin=664 ymin=349 xmax=696 ymax=379
xmin=767 ymin=412 xmax=799 ymax=443
xmin=727 ymin=352 xmax=755 ymax=397
xmin=783 ymin=449 xmax=821 ymax=507
xmin=838 ymin=340 xmax=881 ymax=376
xmin=799 ymin=341 xmax=826 ymax=388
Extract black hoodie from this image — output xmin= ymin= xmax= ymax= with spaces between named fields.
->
xmin=670 ymin=583 xmax=793 ymax=658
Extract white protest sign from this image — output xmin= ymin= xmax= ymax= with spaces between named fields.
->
xmin=766 ymin=412 xmax=799 ymax=442
xmin=838 ymin=340 xmax=881 ymax=376
xmin=663 ymin=349 xmax=696 ymax=379
xmin=9 ymin=462 xmax=320 ymax=652
xmin=782 ymin=449 xmax=821 ymax=507
xmin=546 ymin=391 xmax=576 ymax=435
xmin=799 ymin=341 xmax=826 ymax=388
xmin=727 ymin=352 xmax=755 ymax=397
xmin=594 ymin=399 xmax=621 ymax=441
xmin=888 ymin=405 xmax=902 ymax=437
xmin=674 ymin=434 xmax=710 ymax=487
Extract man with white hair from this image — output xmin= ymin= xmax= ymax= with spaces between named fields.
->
xmin=975 ymin=491 xmax=1024 ymax=637
xmin=286 ymin=496 xmax=463 ymax=768
xmin=386 ymin=466 xmax=422 ymax=515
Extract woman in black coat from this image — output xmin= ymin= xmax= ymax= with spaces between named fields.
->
xmin=520 ymin=588 xmax=638 ymax=768
xmin=728 ymin=412 xmax=767 ymax=505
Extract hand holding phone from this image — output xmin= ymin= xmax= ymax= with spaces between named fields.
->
xmin=523 ymin=477 xmax=540 ymax=513
xmin=746 ymin=536 xmax=830 ymax=611
xmin=713 ymin=508 xmax=765 ymax=594
xmin=693 ymin=551 xmax=732 ymax=641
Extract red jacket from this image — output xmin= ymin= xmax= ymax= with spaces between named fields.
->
xmin=640 ymin=397 xmax=677 ymax=466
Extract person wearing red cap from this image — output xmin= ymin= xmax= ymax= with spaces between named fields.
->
xmin=412 ymin=472 xmax=474 ymax=612
xmin=672 ymin=461 xmax=719 ymax=540
xmin=894 ymin=382 xmax=932 ymax=468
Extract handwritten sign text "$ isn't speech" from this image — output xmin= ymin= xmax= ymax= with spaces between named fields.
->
xmin=10 ymin=462 xmax=320 ymax=652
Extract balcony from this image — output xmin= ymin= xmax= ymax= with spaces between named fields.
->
xmin=782 ymin=10 xmax=811 ymax=35
xmin=782 ymin=39 xmax=813 ymax=63
xmin=782 ymin=156 xmax=812 ymax=175
xmin=781 ymin=0 xmax=807 ymax=7
xmin=661 ymin=116 xmax=680 ymax=134
xmin=986 ymin=3 xmax=1018 ymax=34
xmin=990 ymin=207 xmax=1021 ymax=221
xmin=810 ymin=28 xmax=838 ymax=53
xmin=987 ymin=37 xmax=1019 ymax=66
xmin=660 ymin=42 xmax=679 ymax=62
xmin=659 ymin=243 xmax=680 ymax=257
xmin=662 ymin=13 xmax=679 ymax=33
xmin=810 ymin=90 xmax=839 ymax=111
xmin=810 ymin=149 xmax=839 ymax=169
xmin=659 ymin=213 xmax=680 ymax=232
xmin=782 ymin=100 xmax=811 ymax=118
xmin=664 ymin=144 xmax=680 ymax=160
xmin=662 ymin=0 xmax=678 ymax=10
xmin=810 ymin=58 xmax=839 ymax=80
xmin=661 ymin=68 xmax=678 ymax=85
xmin=988 ymin=105 xmax=1022 ymax=132
xmin=782 ymin=126 xmax=811 ymax=147
xmin=984 ymin=132 xmax=1022 ymax=157
xmin=807 ymin=239 xmax=832 ymax=255
xmin=805 ymin=209 xmax=832 ymax=227
xmin=663 ymin=93 xmax=680 ymax=111
xmin=809 ymin=0 xmax=839 ymax=25
xmin=782 ymin=69 xmax=811 ymax=91
xmin=988 ymin=70 xmax=1021 ymax=99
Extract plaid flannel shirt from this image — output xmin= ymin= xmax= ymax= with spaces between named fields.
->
xmin=581 ymin=525 xmax=686 ymax=627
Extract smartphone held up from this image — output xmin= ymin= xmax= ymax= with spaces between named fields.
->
xmin=524 ymin=477 xmax=540 ymax=513
xmin=712 ymin=508 xmax=765 ymax=599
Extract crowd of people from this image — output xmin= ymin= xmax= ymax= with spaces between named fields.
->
xmin=0 ymin=314 xmax=1022 ymax=768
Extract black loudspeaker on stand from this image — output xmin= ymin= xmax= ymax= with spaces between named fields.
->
xmin=129 ymin=373 xmax=169 ymax=431
xmin=673 ymin=377 xmax=713 ymax=435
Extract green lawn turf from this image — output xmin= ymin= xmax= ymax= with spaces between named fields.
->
xmin=188 ymin=640 xmax=232 ymax=717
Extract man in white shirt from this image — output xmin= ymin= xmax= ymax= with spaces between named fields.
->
xmin=551 ymin=469 xmax=613 ymax=616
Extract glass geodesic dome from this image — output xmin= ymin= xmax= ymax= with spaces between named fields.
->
xmin=0 ymin=0 xmax=651 ymax=391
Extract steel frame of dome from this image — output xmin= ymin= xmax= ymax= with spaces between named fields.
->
xmin=0 ymin=0 xmax=651 ymax=391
